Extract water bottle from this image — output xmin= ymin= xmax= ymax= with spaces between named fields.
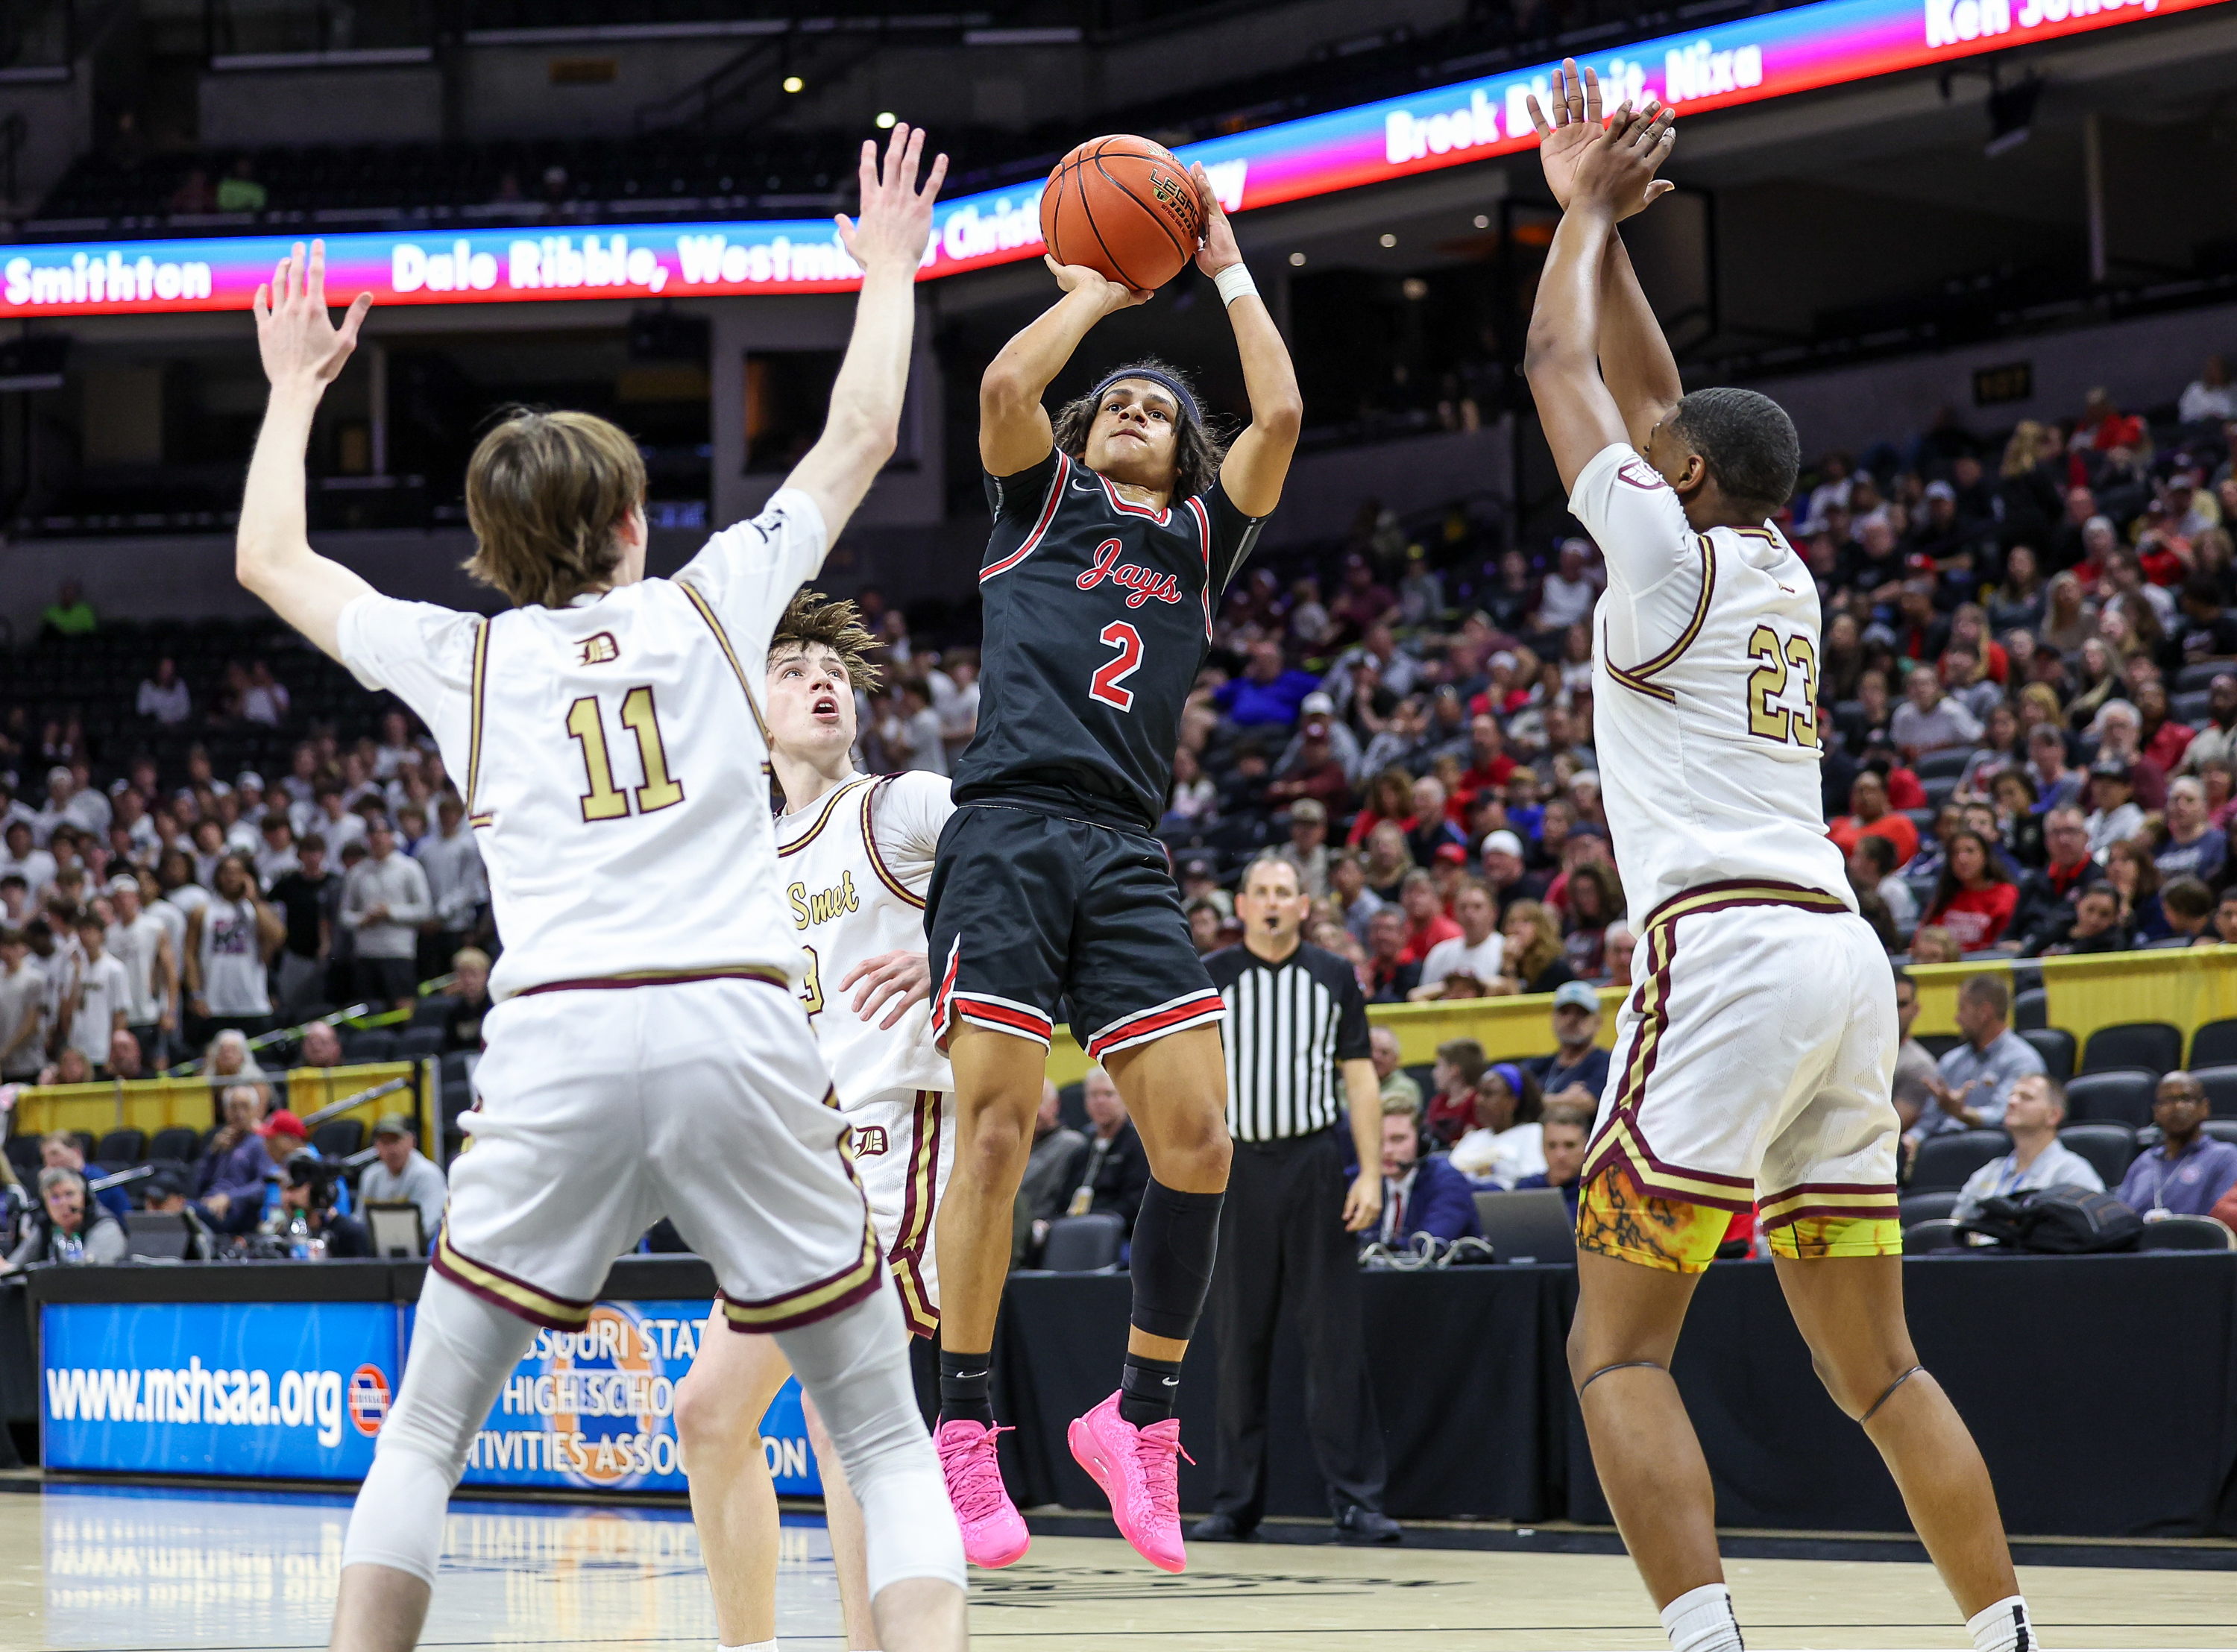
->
xmin=306 ymin=1231 xmax=328 ymax=1263
xmin=286 ymin=1210 xmax=312 ymax=1261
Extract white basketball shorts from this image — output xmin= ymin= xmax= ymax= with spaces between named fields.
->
xmin=843 ymin=1087 xmax=954 ymax=1338
xmin=434 ymin=970 xmax=883 ymax=1333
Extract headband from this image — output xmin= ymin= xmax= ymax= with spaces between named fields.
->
xmin=1089 ymin=364 xmax=1201 ymax=430
xmin=1491 ymin=1062 xmax=1525 ymax=1097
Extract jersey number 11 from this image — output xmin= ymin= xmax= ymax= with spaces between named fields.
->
xmin=567 ymin=687 xmax=686 ymax=822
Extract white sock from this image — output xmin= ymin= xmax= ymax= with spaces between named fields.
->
xmin=1661 ymin=1582 xmax=1743 ymax=1652
xmin=717 ymin=1641 xmax=778 ymax=1651
xmin=1967 ymin=1595 xmax=2036 ymax=1652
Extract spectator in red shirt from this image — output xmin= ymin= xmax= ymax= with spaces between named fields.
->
xmin=1457 ymin=713 xmax=1514 ymax=801
xmin=1346 ymin=768 xmax=1418 ymax=848
xmin=2136 ymin=681 xmax=2194 ymax=775
xmin=1922 ymin=830 xmax=2019 ymax=953
xmin=1422 ymin=1036 xmax=1488 ymax=1149
xmin=2079 ymin=387 xmax=2144 ymax=453
xmin=1395 ymin=870 xmax=1462 ymax=965
xmin=1828 ymin=771 xmax=1921 ymax=866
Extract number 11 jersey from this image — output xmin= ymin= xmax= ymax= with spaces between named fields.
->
xmin=336 ymin=489 xmax=826 ymax=1002
xmin=1571 ymin=441 xmax=1852 ymax=927
xmin=957 ymin=447 xmax=1263 ymax=833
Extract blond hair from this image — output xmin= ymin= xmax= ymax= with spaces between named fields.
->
xmin=463 ymin=409 xmax=646 ymax=608
xmin=768 ymin=590 xmax=885 ymax=694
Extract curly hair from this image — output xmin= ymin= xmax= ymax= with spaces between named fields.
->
xmin=768 ymin=589 xmax=885 ymax=695
xmin=1048 ymin=356 xmax=1230 ymax=502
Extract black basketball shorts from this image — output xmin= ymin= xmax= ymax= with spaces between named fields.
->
xmin=926 ymin=803 xmax=1226 ymax=1063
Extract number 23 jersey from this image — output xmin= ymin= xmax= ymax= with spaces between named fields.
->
xmin=957 ymin=447 xmax=1264 ymax=832
xmin=336 ymin=489 xmax=825 ymax=1003
xmin=1572 ymin=442 xmax=1851 ymax=924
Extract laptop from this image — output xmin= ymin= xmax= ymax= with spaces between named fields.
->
xmin=1470 ymin=1187 xmax=1578 ymax=1264
xmin=365 ymin=1202 xmax=427 ymax=1259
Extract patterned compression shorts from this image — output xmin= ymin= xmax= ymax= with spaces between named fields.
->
xmin=1577 ymin=1161 xmax=1902 ymax=1274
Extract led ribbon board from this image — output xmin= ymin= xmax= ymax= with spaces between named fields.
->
xmin=1 ymin=0 xmax=2220 ymax=318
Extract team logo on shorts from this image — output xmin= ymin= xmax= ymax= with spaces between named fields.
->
xmin=576 ymin=631 xmax=620 ymax=666
xmin=348 ymin=1365 xmax=391 ymax=1437
xmin=853 ymin=1125 xmax=890 ymax=1158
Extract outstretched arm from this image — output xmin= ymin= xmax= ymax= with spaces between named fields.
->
xmin=1523 ymin=104 xmax=1676 ymax=494
xmin=1528 ymin=62 xmax=1683 ymax=450
xmin=981 ymin=262 xmax=1150 ymax=477
xmin=1196 ymin=164 xmax=1303 ymax=517
xmin=783 ymin=124 xmax=948 ymax=549
xmin=237 ymin=241 xmax=377 ymax=663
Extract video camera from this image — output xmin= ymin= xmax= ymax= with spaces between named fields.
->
xmin=285 ymin=1154 xmax=351 ymax=1214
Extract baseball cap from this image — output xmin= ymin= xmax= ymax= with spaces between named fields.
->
xmin=1434 ymin=843 xmax=1467 ymax=866
xmin=1924 ymin=480 xmax=1956 ymax=502
xmin=1179 ymin=854 xmax=1217 ymax=880
xmin=257 ymin=1109 xmax=309 ymax=1141
xmin=1482 ymin=829 xmax=1525 ymax=859
xmin=373 ymin=1114 xmax=414 ymax=1140
xmin=107 ymin=873 xmax=140 ymax=896
xmin=2089 ymin=757 xmax=2133 ymax=781
xmin=1552 ymin=981 xmax=1601 ymax=1012
xmin=1300 ymin=691 xmax=1335 ymax=717
xmin=236 ymin=771 xmax=264 ymax=791
xmin=1289 ymin=798 xmax=1327 ymax=823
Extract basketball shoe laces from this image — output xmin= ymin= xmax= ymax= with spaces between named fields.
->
xmin=948 ymin=1423 xmax=1017 ymax=1523
xmin=1129 ymin=1418 xmax=1192 ymax=1522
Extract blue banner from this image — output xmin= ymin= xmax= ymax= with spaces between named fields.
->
xmin=41 ymin=1301 xmax=397 ymax=1480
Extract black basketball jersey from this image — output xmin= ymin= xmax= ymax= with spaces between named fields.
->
xmin=954 ymin=446 xmax=1265 ymax=832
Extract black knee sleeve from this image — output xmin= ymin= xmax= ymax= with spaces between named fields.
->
xmin=1127 ymin=1180 xmax=1223 ymax=1342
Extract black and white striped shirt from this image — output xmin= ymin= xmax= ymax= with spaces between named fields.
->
xmin=1204 ymin=941 xmax=1372 ymax=1142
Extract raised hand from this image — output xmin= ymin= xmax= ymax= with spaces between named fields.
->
xmin=253 ymin=240 xmax=372 ymax=394
xmin=1569 ymin=100 xmax=1677 ymax=220
xmin=1191 ymin=160 xmax=1243 ymax=277
xmin=1042 ymin=254 xmax=1151 ymax=315
xmin=1526 ymin=59 xmax=1676 ymax=221
xmin=836 ymin=122 xmax=948 ymax=277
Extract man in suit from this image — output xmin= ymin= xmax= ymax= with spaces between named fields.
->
xmin=1374 ymin=1102 xmax=1481 ymax=1245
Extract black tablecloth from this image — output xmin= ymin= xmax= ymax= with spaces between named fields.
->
xmin=8 ymin=1252 xmax=2235 ymax=1534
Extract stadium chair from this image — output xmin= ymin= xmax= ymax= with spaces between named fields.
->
xmin=409 ymin=995 xmax=453 ymax=1028
xmin=1921 ymin=775 xmax=1960 ymax=811
xmin=127 ymin=1211 xmax=192 ymax=1261
xmin=1913 ymin=748 xmax=1972 ymax=782
xmin=2204 ymin=1118 xmax=2237 ymax=1147
xmin=2080 ymin=1022 xmax=2182 ymax=1077
xmin=2172 ymin=690 xmax=2211 ymax=726
xmin=2064 ymin=1070 xmax=2159 ymax=1128
xmin=344 ymin=1028 xmax=400 ymax=1064
xmin=2176 ymin=660 xmax=2234 ymax=693
xmin=2191 ymin=1065 xmax=2237 ymax=1113
xmin=2142 ymin=936 xmax=2194 ymax=950
xmin=1057 ymin=1080 xmax=1087 ymax=1132
xmin=1898 ymin=1190 xmax=1960 ymax=1226
xmin=2020 ymin=1028 xmax=2075 ymax=1083
xmin=95 ymin=1129 xmax=146 ymax=1164
xmin=71 ymin=1131 xmax=98 ymax=1163
xmin=1039 ymin=1212 xmax=1127 ymax=1273
xmin=4 ymin=1136 xmax=43 ymax=1182
xmin=2012 ymin=987 xmax=2048 ymax=1032
xmin=1904 ymin=1219 xmax=1966 ymax=1252
xmin=1898 ymin=807 xmax=1936 ymax=834
xmin=1403 ymin=1063 xmax=1438 ymax=1103
xmin=1909 ymin=1129 xmax=2010 ymax=1192
xmin=395 ymin=1027 xmax=444 ymax=1062
xmin=1917 ymin=1032 xmax=1963 ymax=1060
xmin=312 ymin=1119 xmax=365 ymax=1157
xmin=2056 ymin=1122 xmax=2136 ymax=1186
xmin=2137 ymin=1216 xmax=2236 ymax=1251
xmin=148 ymin=1126 xmax=203 ymax=1164
xmin=2189 ymin=1018 xmax=2237 ymax=1070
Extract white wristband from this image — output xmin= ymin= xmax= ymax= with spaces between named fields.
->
xmin=1212 ymin=262 xmax=1259 ymax=308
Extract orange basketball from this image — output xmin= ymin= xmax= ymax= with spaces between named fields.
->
xmin=1040 ymin=135 xmax=1204 ymax=293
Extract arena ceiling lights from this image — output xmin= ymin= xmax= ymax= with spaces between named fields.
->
xmin=1 ymin=0 xmax=2224 ymax=320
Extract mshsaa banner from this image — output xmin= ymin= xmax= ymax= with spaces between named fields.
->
xmin=450 ymin=1298 xmax=821 ymax=1497
xmin=42 ymin=1301 xmax=397 ymax=1479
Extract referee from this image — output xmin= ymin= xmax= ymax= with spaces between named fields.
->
xmin=1192 ymin=853 xmax=1401 ymax=1545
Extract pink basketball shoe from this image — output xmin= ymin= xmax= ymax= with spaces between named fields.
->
xmin=934 ymin=1418 xmax=1031 ymax=1569
xmin=1066 ymin=1390 xmax=1191 ymax=1573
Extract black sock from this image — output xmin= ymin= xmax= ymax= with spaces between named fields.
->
xmin=1118 ymin=1352 xmax=1183 ymax=1428
xmin=938 ymin=1349 xmax=995 ymax=1428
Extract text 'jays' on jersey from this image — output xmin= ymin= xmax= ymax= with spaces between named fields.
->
xmin=956 ymin=447 xmax=1265 ymax=832
xmin=336 ymin=489 xmax=828 ymax=1002
xmin=1571 ymin=443 xmax=1852 ymax=927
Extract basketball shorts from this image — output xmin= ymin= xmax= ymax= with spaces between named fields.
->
xmin=846 ymin=1086 xmax=954 ymax=1337
xmin=435 ymin=972 xmax=883 ymax=1334
xmin=1578 ymin=883 xmax=1902 ymax=1275
xmin=926 ymin=803 xmax=1225 ymax=1062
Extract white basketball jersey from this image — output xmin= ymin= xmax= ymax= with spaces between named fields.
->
xmin=775 ymin=770 xmax=954 ymax=1105
xmin=337 ymin=490 xmax=827 ymax=1002
xmin=1570 ymin=443 xmax=1852 ymax=927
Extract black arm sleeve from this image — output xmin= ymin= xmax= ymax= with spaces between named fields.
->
xmin=1201 ymin=479 xmax=1268 ymax=595
xmin=984 ymin=448 xmax=1063 ymax=527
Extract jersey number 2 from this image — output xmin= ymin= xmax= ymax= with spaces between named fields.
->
xmin=1744 ymin=625 xmax=1820 ymax=748
xmin=567 ymin=687 xmax=686 ymax=823
xmin=1088 ymin=622 xmax=1145 ymax=712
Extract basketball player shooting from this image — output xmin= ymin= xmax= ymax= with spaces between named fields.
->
xmin=235 ymin=127 xmax=969 ymax=1652
xmin=673 ymin=590 xmax=957 ymax=1652
xmin=1521 ymin=66 xmax=2034 ymax=1652
xmin=925 ymin=163 xmax=1305 ymax=1574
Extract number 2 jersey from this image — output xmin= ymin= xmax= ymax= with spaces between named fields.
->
xmin=956 ymin=447 xmax=1265 ymax=832
xmin=336 ymin=489 xmax=826 ymax=1003
xmin=1570 ymin=442 xmax=1852 ymax=925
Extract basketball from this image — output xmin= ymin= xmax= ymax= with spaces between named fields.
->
xmin=1040 ymin=134 xmax=1204 ymax=292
